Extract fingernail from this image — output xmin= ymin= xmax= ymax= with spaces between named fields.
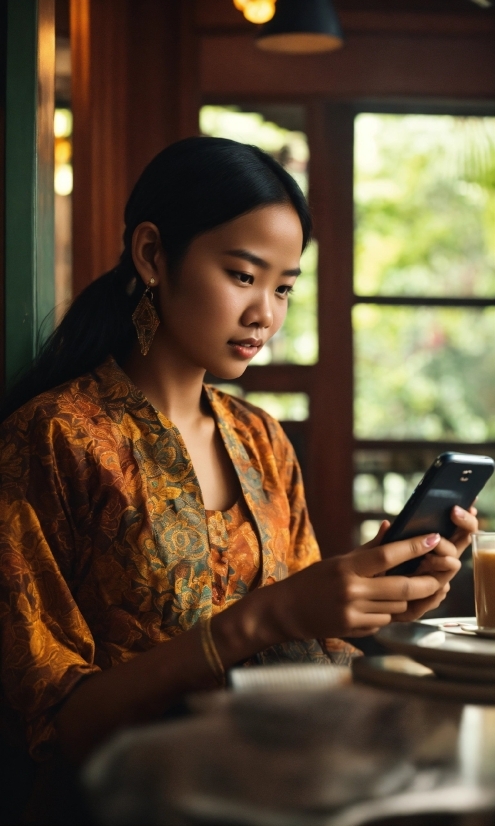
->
xmin=424 ymin=533 xmax=440 ymax=547
xmin=454 ymin=506 xmax=466 ymax=518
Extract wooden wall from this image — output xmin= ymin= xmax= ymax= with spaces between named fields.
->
xmin=70 ymin=0 xmax=199 ymax=294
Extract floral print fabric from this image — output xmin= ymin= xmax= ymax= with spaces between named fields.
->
xmin=0 ymin=357 xmax=357 ymax=759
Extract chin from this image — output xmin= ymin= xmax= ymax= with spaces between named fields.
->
xmin=204 ymin=361 xmax=251 ymax=382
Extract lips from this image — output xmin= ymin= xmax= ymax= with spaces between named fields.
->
xmin=227 ymin=338 xmax=264 ymax=359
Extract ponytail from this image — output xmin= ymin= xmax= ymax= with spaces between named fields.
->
xmin=0 ymin=265 xmax=144 ymax=421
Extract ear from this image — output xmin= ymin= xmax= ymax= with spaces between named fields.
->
xmin=131 ymin=222 xmax=167 ymax=287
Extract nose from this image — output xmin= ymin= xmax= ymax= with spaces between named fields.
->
xmin=241 ymin=288 xmax=274 ymax=330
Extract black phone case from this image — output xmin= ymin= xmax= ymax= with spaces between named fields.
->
xmin=383 ymin=452 xmax=494 ymax=576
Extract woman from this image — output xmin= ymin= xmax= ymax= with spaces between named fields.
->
xmin=0 ymin=137 xmax=476 ymax=768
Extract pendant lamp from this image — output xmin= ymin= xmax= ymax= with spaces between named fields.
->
xmin=256 ymin=0 xmax=344 ymax=54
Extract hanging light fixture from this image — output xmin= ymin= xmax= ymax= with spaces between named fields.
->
xmin=232 ymin=0 xmax=277 ymax=25
xmin=256 ymin=0 xmax=343 ymax=54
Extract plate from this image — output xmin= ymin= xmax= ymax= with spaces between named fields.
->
xmin=421 ymin=616 xmax=477 ymax=636
xmin=468 ymin=626 xmax=495 ymax=640
xmin=375 ymin=621 xmax=495 ymax=679
xmin=353 ymin=655 xmax=495 ymax=704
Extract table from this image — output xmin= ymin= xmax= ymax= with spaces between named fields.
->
xmin=81 ymin=663 xmax=495 ymax=826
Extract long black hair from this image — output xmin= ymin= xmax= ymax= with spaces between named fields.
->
xmin=1 ymin=136 xmax=312 ymax=421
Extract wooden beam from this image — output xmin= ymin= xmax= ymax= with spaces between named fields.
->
xmin=71 ymin=0 xmax=198 ymax=296
xmin=236 ymin=364 xmax=314 ymax=394
xmin=126 ymin=0 xmax=186 ymax=187
xmin=307 ymin=103 xmax=355 ymax=558
xmin=71 ymin=0 xmax=128 ymax=294
xmin=200 ymin=32 xmax=495 ymax=100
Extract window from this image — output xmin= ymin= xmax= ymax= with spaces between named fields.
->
xmin=353 ymin=114 xmax=495 ymax=541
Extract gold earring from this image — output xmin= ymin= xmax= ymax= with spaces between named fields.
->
xmin=132 ymin=279 xmax=160 ymax=356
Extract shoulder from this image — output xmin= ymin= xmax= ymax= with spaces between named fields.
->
xmin=0 ymin=357 xmax=135 ymax=440
xmin=1 ymin=370 xmax=103 ymax=439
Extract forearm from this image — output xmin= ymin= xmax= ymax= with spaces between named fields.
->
xmin=56 ymin=585 xmax=280 ymax=764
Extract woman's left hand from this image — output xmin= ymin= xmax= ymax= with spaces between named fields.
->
xmin=377 ymin=505 xmax=478 ymax=622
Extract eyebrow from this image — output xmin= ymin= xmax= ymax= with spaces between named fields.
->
xmin=223 ymin=248 xmax=301 ymax=277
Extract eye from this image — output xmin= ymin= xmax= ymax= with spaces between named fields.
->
xmin=275 ymin=284 xmax=294 ymax=298
xmin=228 ymin=270 xmax=254 ymax=285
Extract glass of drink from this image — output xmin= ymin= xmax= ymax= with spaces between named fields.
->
xmin=471 ymin=532 xmax=495 ymax=632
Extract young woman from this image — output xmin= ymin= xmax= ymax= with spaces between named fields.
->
xmin=0 ymin=137 xmax=476 ymax=768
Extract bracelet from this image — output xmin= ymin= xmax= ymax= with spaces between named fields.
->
xmin=199 ymin=616 xmax=226 ymax=687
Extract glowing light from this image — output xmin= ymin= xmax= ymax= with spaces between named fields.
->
xmin=55 ymin=138 xmax=71 ymax=164
xmin=54 ymin=108 xmax=73 ymax=138
xmin=54 ymin=164 xmax=73 ymax=196
xmin=243 ymin=0 xmax=276 ymax=25
xmin=233 ymin=0 xmax=248 ymax=9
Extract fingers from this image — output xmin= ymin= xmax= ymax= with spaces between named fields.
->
xmin=358 ymin=600 xmax=408 ymax=615
xmin=448 ymin=506 xmax=479 ymax=557
xmin=368 ymin=572 xmax=441 ymax=601
xmin=416 ymin=552 xmax=461 ymax=576
xmin=393 ymin=584 xmax=450 ymax=622
xmin=353 ymin=533 xmax=441 ymax=577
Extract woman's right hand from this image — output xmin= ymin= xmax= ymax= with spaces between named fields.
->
xmin=266 ymin=531 xmax=449 ymax=640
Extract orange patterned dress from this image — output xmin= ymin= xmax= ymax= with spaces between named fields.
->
xmin=0 ymin=357 xmax=357 ymax=759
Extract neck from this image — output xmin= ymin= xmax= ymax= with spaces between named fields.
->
xmin=123 ymin=338 xmax=208 ymax=427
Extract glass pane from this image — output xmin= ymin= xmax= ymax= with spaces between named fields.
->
xmin=354 ymin=114 xmax=495 ymax=297
xmin=244 ymin=392 xmax=309 ymax=422
xmin=200 ymin=104 xmax=317 ymax=365
xmin=354 ymin=305 xmax=495 ymax=441
xmin=207 ymin=384 xmax=309 ymax=422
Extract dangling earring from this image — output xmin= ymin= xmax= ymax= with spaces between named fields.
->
xmin=132 ymin=277 xmax=160 ymax=356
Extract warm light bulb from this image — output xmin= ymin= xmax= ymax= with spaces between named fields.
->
xmin=243 ymin=0 xmax=276 ymax=25
xmin=233 ymin=0 xmax=248 ymax=9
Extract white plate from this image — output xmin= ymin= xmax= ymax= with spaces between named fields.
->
xmin=375 ymin=621 xmax=495 ymax=679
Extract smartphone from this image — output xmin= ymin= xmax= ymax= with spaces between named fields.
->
xmin=382 ymin=452 xmax=494 ymax=576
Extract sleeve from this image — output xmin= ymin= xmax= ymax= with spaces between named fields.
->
xmin=0 ymin=409 xmax=100 ymax=760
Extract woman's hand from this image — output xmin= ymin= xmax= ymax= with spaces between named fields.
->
xmin=266 ymin=531 xmax=448 ymax=640
xmin=391 ymin=504 xmax=478 ymax=621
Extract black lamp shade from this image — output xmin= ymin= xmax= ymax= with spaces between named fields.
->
xmin=256 ymin=0 xmax=344 ymax=54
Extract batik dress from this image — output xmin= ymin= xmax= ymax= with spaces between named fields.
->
xmin=0 ymin=357 xmax=357 ymax=759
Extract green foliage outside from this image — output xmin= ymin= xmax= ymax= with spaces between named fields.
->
xmin=354 ymin=114 xmax=495 ymax=441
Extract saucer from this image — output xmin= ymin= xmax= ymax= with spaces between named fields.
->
xmin=463 ymin=625 xmax=495 ymax=640
xmin=375 ymin=621 xmax=495 ymax=683
xmin=421 ymin=617 xmax=477 ymax=636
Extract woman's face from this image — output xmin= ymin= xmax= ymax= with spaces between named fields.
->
xmin=154 ymin=203 xmax=304 ymax=379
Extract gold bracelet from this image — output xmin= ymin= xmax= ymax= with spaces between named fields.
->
xmin=199 ymin=616 xmax=226 ymax=687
